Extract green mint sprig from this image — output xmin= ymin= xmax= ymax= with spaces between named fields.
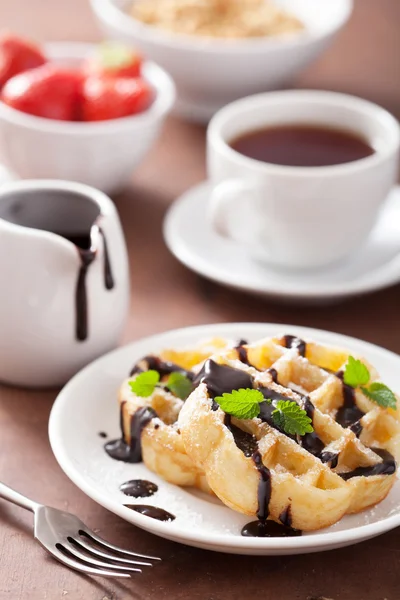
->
xmin=215 ymin=388 xmax=313 ymax=436
xmin=343 ymin=356 xmax=397 ymax=410
xmin=272 ymin=400 xmax=314 ymax=436
xmin=129 ymin=370 xmax=192 ymax=400
xmin=215 ymin=389 xmax=264 ymax=420
xmin=129 ymin=370 xmax=160 ymax=397
xmin=166 ymin=372 xmax=193 ymax=399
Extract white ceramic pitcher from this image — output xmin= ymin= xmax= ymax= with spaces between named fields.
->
xmin=0 ymin=179 xmax=129 ymax=387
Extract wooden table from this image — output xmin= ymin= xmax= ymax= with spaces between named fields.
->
xmin=1 ymin=1 xmax=400 ymax=598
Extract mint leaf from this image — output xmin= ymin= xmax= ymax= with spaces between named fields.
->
xmin=129 ymin=370 xmax=160 ymax=397
xmin=166 ymin=372 xmax=192 ymax=400
xmin=361 ymin=383 xmax=397 ymax=410
xmin=343 ymin=356 xmax=370 ymax=388
xmin=215 ymin=388 xmax=264 ymax=420
xmin=342 ymin=356 xmax=397 ymax=410
xmin=272 ymin=400 xmax=314 ymax=436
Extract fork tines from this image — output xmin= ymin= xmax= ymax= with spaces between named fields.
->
xmin=54 ymin=528 xmax=161 ymax=578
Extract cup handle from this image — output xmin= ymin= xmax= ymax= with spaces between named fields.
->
xmin=208 ymin=179 xmax=261 ymax=250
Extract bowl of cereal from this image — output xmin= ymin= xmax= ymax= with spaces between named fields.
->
xmin=90 ymin=0 xmax=353 ymax=122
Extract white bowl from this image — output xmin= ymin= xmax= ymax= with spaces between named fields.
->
xmin=90 ymin=0 xmax=353 ymax=122
xmin=0 ymin=42 xmax=176 ymax=194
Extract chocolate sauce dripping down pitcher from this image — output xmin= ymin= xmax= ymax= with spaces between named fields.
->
xmin=0 ymin=180 xmax=129 ymax=387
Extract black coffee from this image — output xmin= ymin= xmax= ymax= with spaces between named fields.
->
xmin=230 ymin=124 xmax=374 ymax=167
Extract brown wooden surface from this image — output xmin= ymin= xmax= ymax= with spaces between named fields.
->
xmin=1 ymin=1 xmax=400 ymax=598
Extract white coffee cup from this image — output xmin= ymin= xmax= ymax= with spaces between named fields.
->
xmin=207 ymin=90 xmax=400 ymax=269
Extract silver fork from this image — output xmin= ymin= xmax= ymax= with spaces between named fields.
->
xmin=0 ymin=481 xmax=161 ymax=578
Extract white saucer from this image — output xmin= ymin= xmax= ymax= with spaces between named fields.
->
xmin=163 ymin=182 xmax=400 ymax=303
xmin=0 ymin=163 xmax=17 ymax=185
xmin=49 ymin=323 xmax=400 ymax=556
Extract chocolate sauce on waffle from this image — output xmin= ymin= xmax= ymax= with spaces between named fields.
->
xmin=339 ymin=448 xmax=396 ymax=480
xmin=298 ymin=397 xmax=325 ymax=457
xmin=130 ymin=355 xmax=194 ymax=380
xmin=241 ymin=520 xmax=302 ymax=537
xmin=320 ymin=451 xmax=339 ymax=468
xmin=349 ymin=420 xmax=363 ymax=437
xmin=259 ymin=386 xmax=288 ymax=403
xmin=224 ymin=414 xmax=258 ymax=457
xmin=252 ymin=450 xmax=272 ymax=523
xmin=268 ymin=368 xmax=279 ymax=383
xmin=279 ymin=505 xmax=293 ymax=528
xmin=236 ymin=345 xmax=250 ymax=365
xmin=335 ymin=370 xmax=365 ymax=429
xmin=241 ymin=482 xmax=302 ymax=538
xmin=235 ymin=339 xmax=251 ymax=365
xmin=125 ymin=505 xmax=176 ymax=521
xmin=283 ymin=335 xmax=307 ymax=357
xmin=194 ymin=359 xmax=254 ymax=410
xmin=120 ymin=479 xmax=158 ymax=498
xmin=202 ymin=360 xmax=329 ymax=465
xmin=104 ymin=404 xmax=157 ymax=463
xmin=258 ymin=393 xmax=291 ymax=436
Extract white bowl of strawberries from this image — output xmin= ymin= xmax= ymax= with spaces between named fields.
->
xmin=0 ymin=34 xmax=175 ymax=193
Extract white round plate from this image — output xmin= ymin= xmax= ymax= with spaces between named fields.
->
xmin=163 ymin=182 xmax=400 ymax=303
xmin=49 ymin=323 xmax=400 ymax=555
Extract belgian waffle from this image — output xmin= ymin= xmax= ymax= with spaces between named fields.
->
xmin=109 ymin=338 xmax=233 ymax=493
xmin=226 ymin=334 xmax=400 ymax=466
xmin=178 ymin=334 xmax=399 ymax=531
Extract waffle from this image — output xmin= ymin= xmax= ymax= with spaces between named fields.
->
xmin=117 ymin=337 xmax=233 ymax=492
xmin=227 ymin=334 xmax=400 ymax=466
xmin=178 ymin=334 xmax=399 ymax=531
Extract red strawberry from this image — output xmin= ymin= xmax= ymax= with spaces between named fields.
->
xmin=84 ymin=42 xmax=143 ymax=79
xmin=0 ymin=32 xmax=46 ymax=88
xmin=82 ymin=76 xmax=154 ymax=121
xmin=1 ymin=64 xmax=84 ymax=121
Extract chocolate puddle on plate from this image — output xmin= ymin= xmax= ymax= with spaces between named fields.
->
xmin=120 ymin=479 xmax=158 ymax=498
xmin=125 ymin=505 xmax=176 ymax=522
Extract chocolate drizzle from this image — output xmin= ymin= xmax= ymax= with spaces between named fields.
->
xmin=335 ymin=370 xmax=365 ymax=431
xmin=339 ymin=448 xmax=396 ymax=480
xmin=320 ymin=451 xmax=339 ymax=469
xmin=199 ymin=358 xmax=326 ymax=459
xmin=104 ymin=404 xmax=157 ymax=463
xmin=193 ymin=359 xmax=253 ymax=410
xmin=241 ymin=520 xmax=301 ymax=537
xmin=241 ymin=452 xmax=302 ymax=538
xmin=279 ymin=505 xmax=293 ymax=527
xmin=125 ymin=505 xmax=176 ymax=521
xmin=75 ymin=238 xmax=96 ymax=342
xmin=224 ymin=415 xmax=258 ymax=457
xmin=100 ymin=227 xmax=114 ymax=290
xmin=120 ymin=479 xmax=158 ymax=498
xmin=73 ymin=226 xmax=114 ymax=342
xmin=252 ymin=451 xmax=271 ymax=523
xmin=130 ymin=355 xmax=193 ymax=379
xmin=268 ymin=368 xmax=279 ymax=383
xmin=235 ymin=339 xmax=251 ymax=365
xmin=236 ymin=345 xmax=250 ymax=365
xmin=298 ymin=397 xmax=325 ymax=457
xmin=259 ymin=389 xmax=325 ymax=456
xmin=283 ymin=335 xmax=306 ymax=357
xmin=349 ymin=420 xmax=363 ymax=438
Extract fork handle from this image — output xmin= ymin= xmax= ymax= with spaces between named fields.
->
xmin=0 ymin=482 xmax=40 ymax=513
